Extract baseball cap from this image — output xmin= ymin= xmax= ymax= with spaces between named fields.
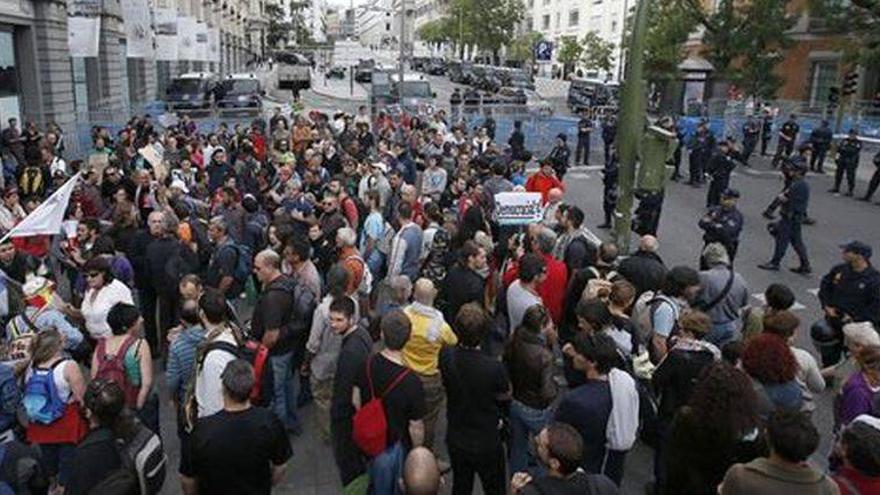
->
xmin=721 ymin=188 xmax=740 ymax=199
xmin=840 ymin=240 xmax=872 ymax=259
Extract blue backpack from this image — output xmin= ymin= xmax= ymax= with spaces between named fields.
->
xmin=222 ymin=243 xmax=253 ymax=287
xmin=23 ymin=361 xmax=67 ymax=425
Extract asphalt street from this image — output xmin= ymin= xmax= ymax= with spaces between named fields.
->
xmin=157 ymin=72 xmax=880 ymax=495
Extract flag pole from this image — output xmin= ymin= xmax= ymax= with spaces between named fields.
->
xmin=0 ymin=172 xmax=82 ymax=246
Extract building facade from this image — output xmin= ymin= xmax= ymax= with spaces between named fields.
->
xmin=357 ymin=0 xmax=393 ymax=48
xmin=522 ymin=0 xmax=629 ymax=82
xmin=1 ymin=0 xmax=267 ymax=157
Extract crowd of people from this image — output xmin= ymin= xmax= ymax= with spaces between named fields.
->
xmin=0 ymin=102 xmax=877 ymax=495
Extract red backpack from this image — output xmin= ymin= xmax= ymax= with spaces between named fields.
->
xmin=352 ymin=356 xmax=410 ymax=457
xmin=95 ymin=335 xmax=141 ymax=407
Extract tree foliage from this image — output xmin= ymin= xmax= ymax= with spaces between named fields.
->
xmin=556 ymin=36 xmax=583 ymax=67
xmin=419 ymin=0 xmax=525 ymax=57
xmin=642 ymin=0 xmax=695 ymax=78
xmin=808 ymin=0 xmax=880 ymax=66
xmin=581 ymin=31 xmax=616 ymax=73
xmin=507 ymin=31 xmax=544 ymax=62
xmin=416 ymin=19 xmax=453 ymax=45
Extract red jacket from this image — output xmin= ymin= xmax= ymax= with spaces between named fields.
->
xmin=525 ymin=171 xmax=565 ymax=205
xmin=502 ymin=253 xmax=568 ymax=324
xmin=833 ymin=467 xmax=880 ymax=495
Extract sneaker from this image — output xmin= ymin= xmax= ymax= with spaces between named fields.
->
xmin=762 ymin=210 xmax=776 ymax=220
xmin=789 ymin=266 xmax=812 ymax=275
xmin=597 ymin=223 xmax=612 ymax=229
xmin=828 ymin=188 xmax=840 ymax=193
xmin=802 ymin=217 xmax=816 ymax=225
xmin=758 ymin=263 xmax=780 ymax=271
xmin=845 ymin=191 xmax=854 ymax=197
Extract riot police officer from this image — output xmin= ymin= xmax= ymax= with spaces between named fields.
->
xmin=688 ymin=122 xmax=716 ymax=186
xmin=633 ymin=189 xmax=664 ymax=236
xmin=547 ymin=133 xmax=571 ymax=179
xmin=830 ymin=129 xmax=863 ymax=196
xmin=602 ymin=114 xmax=617 ymax=166
xmin=811 ymin=240 xmax=880 ymax=367
xmin=599 ymin=155 xmax=619 ymax=229
xmin=808 ymin=120 xmax=833 ymax=173
xmin=758 ymin=158 xmax=812 ymax=274
xmin=760 ymin=111 xmax=773 ymax=156
xmin=576 ymin=110 xmax=594 ymax=166
xmin=699 ymin=188 xmax=744 ymax=265
xmin=860 ymin=150 xmax=880 ymax=202
xmin=772 ymin=114 xmax=800 ymax=168
xmin=706 ymin=139 xmax=737 ymax=207
xmin=741 ymin=117 xmax=760 ymax=164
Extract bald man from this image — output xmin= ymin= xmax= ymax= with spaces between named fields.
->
xmin=402 ymin=447 xmax=441 ymax=495
xmin=403 ymin=279 xmax=458 ymax=449
xmin=616 ymin=235 xmax=668 ymax=296
xmin=543 ymin=188 xmax=565 ymax=230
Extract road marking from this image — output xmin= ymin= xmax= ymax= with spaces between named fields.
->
xmin=751 ymin=293 xmax=807 ymax=311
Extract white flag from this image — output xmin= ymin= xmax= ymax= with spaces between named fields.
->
xmin=5 ymin=173 xmax=80 ymax=239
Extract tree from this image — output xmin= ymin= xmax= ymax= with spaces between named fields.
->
xmin=580 ymin=31 xmax=616 ymax=74
xmin=416 ymin=18 xmax=453 ymax=48
xmin=289 ymin=0 xmax=315 ymax=46
xmin=643 ymin=0 xmax=696 ymax=78
xmin=442 ymin=0 xmax=525 ymax=60
xmin=809 ymin=0 xmax=880 ymax=66
xmin=557 ymin=36 xmax=583 ymax=75
xmin=266 ymin=3 xmax=292 ymax=49
xmin=507 ymin=31 xmax=544 ymax=63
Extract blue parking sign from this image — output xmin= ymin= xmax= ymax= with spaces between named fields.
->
xmin=534 ymin=41 xmax=553 ymax=61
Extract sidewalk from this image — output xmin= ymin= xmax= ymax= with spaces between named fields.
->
xmin=536 ymin=77 xmax=570 ymax=99
xmin=310 ymin=69 xmax=369 ymax=101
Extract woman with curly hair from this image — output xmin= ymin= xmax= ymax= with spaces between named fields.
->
xmin=837 ymin=345 xmax=880 ymax=428
xmin=742 ymin=333 xmax=803 ymax=418
xmin=664 ymin=362 xmax=766 ymax=495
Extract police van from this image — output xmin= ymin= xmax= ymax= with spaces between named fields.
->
xmin=164 ymin=72 xmax=218 ymax=112
xmin=389 ymin=73 xmax=436 ymax=113
xmin=215 ymin=73 xmax=264 ymax=116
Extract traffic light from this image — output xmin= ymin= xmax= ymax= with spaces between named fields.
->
xmin=842 ymin=70 xmax=859 ymax=96
xmin=828 ymin=86 xmax=840 ymax=106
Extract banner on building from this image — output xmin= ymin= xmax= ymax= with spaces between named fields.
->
xmin=495 ymin=192 xmax=544 ymax=226
xmin=154 ymin=8 xmax=178 ymax=61
xmin=207 ymin=28 xmax=220 ymax=63
xmin=177 ymin=16 xmax=197 ymax=60
xmin=195 ymin=22 xmax=208 ymax=62
xmin=120 ymin=0 xmax=153 ymax=58
xmin=67 ymin=16 xmax=101 ymax=58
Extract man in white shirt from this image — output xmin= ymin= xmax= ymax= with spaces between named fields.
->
xmin=195 ymin=288 xmax=240 ymax=418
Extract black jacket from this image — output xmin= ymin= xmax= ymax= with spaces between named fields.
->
xmin=819 ymin=262 xmax=880 ymax=325
xmin=66 ymin=428 xmax=124 ymax=495
xmin=617 ymin=250 xmax=667 ymax=296
xmin=503 ymin=329 xmax=557 ymax=409
xmin=440 ymin=264 xmax=486 ymax=324
xmin=653 ymin=345 xmax=716 ymax=424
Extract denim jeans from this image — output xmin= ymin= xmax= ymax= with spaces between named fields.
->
xmin=369 ymin=441 xmax=405 ymax=495
xmin=509 ymin=400 xmax=553 ymax=475
xmin=270 ymin=352 xmax=300 ymax=432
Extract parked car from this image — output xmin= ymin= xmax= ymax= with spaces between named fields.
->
xmin=411 ymin=57 xmax=430 ymax=72
xmin=472 ymin=65 xmax=501 ymax=93
xmin=164 ymin=72 xmax=218 ymax=111
xmin=390 ymin=72 xmax=435 ymax=113
xmin=354 ymin=59 xmax=376 ymax=83
xmin=426 ymin=58 xmax=447 ymax=75
xmin=568 ymin=77 xmax=618 ymax=111
xmin=504 ymin=68 xmax=535 ymax=91
xmin=327 ymin=66 xmax=346 ymax=79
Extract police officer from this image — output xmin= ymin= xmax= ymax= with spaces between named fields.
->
xmin=602 ymin=114 xmax=617 ymax=166
xmin=671 ymin=121 xmax=685 ymax=181
xmin=699 ymin=188 xmax=744 ymax=265
xmin=633 ymin=189 xmax=663 ymax=236
xmin=575 ymin=110 xmax=594 ymax=166
xmin=548 ymin=133 xmax=571 ymax=179
xmin=705 ymin=139 xmax=737 ymax=207
xmin=811 ymin=241 xmax=880 ymax=367
xmin=808 ymin=120 xmax=833 ymax=173
xmin=688 ymin=122 xmax=716 ymax=186
xmin=508 ymin=120 xmax=526 ymax=161
xmin=860 ymin=150 xmax=880 ymax=202
xmin=450 ymin=88 xmax=462 ymax=120
xmin=598 ymin=155 xmax=619 ymax=229
xmin=760 ymin=111 xmax=773 ymax=156
xmin=758 ymin=158 xmax=812 ymax=274
xmin=772 ymin=113 xmax=799 ymax=168
xmin=830 ymin=129 xmax=863 ymax=196
xmin=741 ymin=117 xmax=760 ymax=164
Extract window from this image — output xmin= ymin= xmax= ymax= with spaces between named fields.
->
xmin=542 ymin=14 xmax=550 ymax=29
xmin=569 ymin=9 xmax=579 ymax=26
xmin=808 ymin=60 xmax=839 ymax=106
xmin=525 ymin=17 xmax=533 ymax=31
xmin=611 ymin=20 xmax=618 ymax=33
xmin=589 ymin=15 xmax=601 ymax=32
xmin=555 ymin=12 xmax=561 ymax=29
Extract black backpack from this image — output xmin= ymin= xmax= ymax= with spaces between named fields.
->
xmin=88 ymin=421 xmax=167 ymax=495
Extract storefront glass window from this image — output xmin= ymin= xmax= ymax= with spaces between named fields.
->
xmin=0 ymin=31 xmax=21 ymax=123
